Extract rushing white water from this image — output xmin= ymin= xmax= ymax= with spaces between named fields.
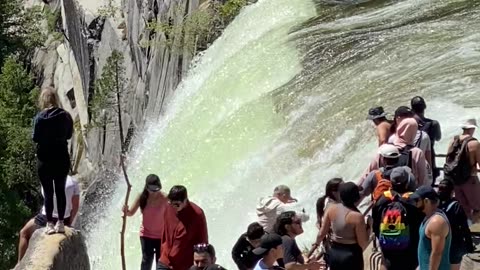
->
xmin=86 ymin=0 xmax=480 ymax=269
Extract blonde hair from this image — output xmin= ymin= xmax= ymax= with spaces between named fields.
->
xmin=38 ymin=87 xmax=60 ymax=110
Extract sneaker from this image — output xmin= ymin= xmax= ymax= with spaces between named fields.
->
xmin=55 ymin=220 xmax=65 ymax=234
xmin=46 ymin=222 xmax=55 ymax=235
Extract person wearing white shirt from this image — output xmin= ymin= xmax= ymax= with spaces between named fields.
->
xmin=17 ymin=175 xmax=80 ymax=263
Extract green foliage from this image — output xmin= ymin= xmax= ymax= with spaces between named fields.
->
xmin=219 ymin=0 xmax=248 ymax=22
xmin=0 ymin=57 xmax=41 ymax=269
xmin=0 ymin=0 xmax=47 ymax=65
xmin=90 ymin=50 xmax=127 ymax=126
xmin=97 ymin=0 xmax=121 ymax=18
xmin=143 ymin=0 xmax=248 ymax=54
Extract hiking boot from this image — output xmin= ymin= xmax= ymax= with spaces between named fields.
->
xmin=55 ymin=220 xmax=65 ymax=234
xmin=46 ymin=222 xmax=55 ymax=235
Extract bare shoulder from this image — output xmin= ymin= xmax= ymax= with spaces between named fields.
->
xmin=426 ymin=215 xmax=449 ymax=235
xmin=468 ymin=138 xmax=479 ymax=150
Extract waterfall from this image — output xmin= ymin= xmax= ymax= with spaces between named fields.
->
xmin=86 ymin=0 xmax=480 ymax=268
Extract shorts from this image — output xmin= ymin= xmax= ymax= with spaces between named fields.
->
xmin=454 ymin=176 xmax=480 ymax=217
xmin=450 ymin=244 xmax=467 ymax=264
xmin=325 ymin=242 xmax=363 ymax=270
xmin=34 ymin=214 xmax=72 ymax=227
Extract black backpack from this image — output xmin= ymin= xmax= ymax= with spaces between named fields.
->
xmin=396 ymin=145 xmax=414 ymax=169
xmin=444 ymin=136 xmax=475 ymax=185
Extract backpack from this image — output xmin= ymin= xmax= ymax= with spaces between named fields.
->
xmin=444 ymin=136 xmax=476 ymax=185
xmin=378 ymin=190 xmax=412 ymax=252
xmin=396 ymin=145 xmax=414 ymax=168
xmin=372 ymin=170 xmax=393 ymax=202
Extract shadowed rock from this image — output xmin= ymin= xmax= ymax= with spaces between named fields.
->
xmin=16 ymin=227 xmax=90 ymax=270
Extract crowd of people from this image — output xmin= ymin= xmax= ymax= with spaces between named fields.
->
xmin=16 ymin=87 xmax=480 ymax=270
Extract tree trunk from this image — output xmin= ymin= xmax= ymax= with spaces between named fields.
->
xmin=115 ymin=61 xmax=132 ymax=270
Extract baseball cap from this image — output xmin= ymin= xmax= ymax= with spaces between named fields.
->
xmin=461 ymin=119 xmax=478 ymax=130
xmin=252 ymin=233 xmax=283 ymax=256
xmin=410 ymin=185 xmax=439 ymax=201
xmin=394 ymin=106 xmax=414 ymax=118
xmin=390 ymin=167 xmax=412 ymax=187
xmin=146 ymin=174 xmax=162 ymax=192
xmin=367 ymin=106 xmax=388 ymax=120
xmin=378 ymin=144 xmax=401 ymax=159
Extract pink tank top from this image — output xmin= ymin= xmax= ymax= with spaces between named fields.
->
xmin=140 ymin=204 xmax=163 ymax=239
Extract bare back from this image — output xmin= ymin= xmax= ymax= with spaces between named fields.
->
xmin=459 ymin=135 xmax=480 ymax=175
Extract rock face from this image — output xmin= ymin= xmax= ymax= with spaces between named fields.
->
xmin=16 ymin=228 xmax=90 ymax=270
xmin=31 ymin=0 xmax=200 ymax=190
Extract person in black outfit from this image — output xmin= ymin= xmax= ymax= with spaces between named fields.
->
xmin=372 ymin=170 xmax=424 ymax=270
xmin=411 ymin=96 xmax=442 ymax=181
xmin=274 ymin=211 xmax=322 ymax=270
xmin=438 ymin=178 xmax=474 ymax=270
xmin=33 ymin=87 xmax=73 ymax=235
xmin=232 ymin=222 xmax=265 ymax=270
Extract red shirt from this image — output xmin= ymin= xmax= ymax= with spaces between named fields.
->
xmin=159 ymin=204 xmax=189 ymax=270
xmin=177 ymin=201 xmax=209 ymax=266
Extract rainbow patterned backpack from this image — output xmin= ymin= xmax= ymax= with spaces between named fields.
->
xmin=378 ymin=190 xmax=412 ymax=251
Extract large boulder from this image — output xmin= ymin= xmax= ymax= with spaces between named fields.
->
xmin=16 ymin=227 xmax=90 ymax=270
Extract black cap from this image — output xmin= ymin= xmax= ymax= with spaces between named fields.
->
xmin=252 ymin=233 xmax=283 ymax=256
xmin=367 ymin=106 xmax=388 ymax=120
xmin=394 ymin=106 xmax=414 ymax=118
xmin=146 ymin=174 xmax=162 ymax=192
xmin=411 ymin=96 xmax=426 ymax=111
xmin=410 ymin=185 xmax=439 ymax=201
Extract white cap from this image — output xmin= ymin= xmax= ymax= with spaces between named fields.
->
xmin=461 ymin=119 xmax=478 ymax=130
xmin=378 ymin=144 xmax=401 ymax=159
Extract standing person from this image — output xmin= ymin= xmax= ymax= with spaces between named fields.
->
xmin=311 ymin=178 xmax=343 ymax=257
xmin=17 ymin=175 xmax=80 ymax=263
xmin=157 ymin=202 xmax=188 ymax=270
xmin=359 ymin=144 xmax=416 ymax=202
xmin=438 ymin=179 xmax=474 ymax=270
xmin=275 ymin=211 xmax=322 ymax=270
xmin=189 ymin=244 xmax=226 ymax=270
xmin=411 ymin=186 xmax=451 ymax=270
xmin=361 ymin=117 xmax=428 ymax=186
xmin=372 ymin=171 xmax=423 ymax=270
xmin=444 ymin=119 xmax=480 ymax=222
xmin=411 ymin=96 xmax=442 ymax=181
xmin=232 ymin=222 xmax=265 ymax=270
xmin=317 ymin=182 xmax=371 ymax=270
xmin=33 ymin=87 xmax=73 ymax=234
xmin=367 ymin=106 xmax=392 ymax=146
xmin=257 ymin=185 xmax=309 ymax=233
xmin=252 ymin=233 xmax=285 ymax=270
xmin=168 ymin=185 xmax=208 ymax=267
xmin=123 ymin=174 xmax=166 ymax=270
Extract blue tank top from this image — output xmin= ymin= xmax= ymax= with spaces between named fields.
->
xmin=418 ymin=210 xmax=451 ymax=270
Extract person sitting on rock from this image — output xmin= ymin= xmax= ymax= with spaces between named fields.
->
xmin=17 ymin=175 xmax=80 ymax=263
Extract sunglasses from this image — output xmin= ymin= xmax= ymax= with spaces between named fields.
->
xmin=194 ymin=243 xmax=210 ymax=253
xmin=169 ymin=201 xmax=183 ymax=207
xmin=292 ymin=220 xmax=302 ymax=225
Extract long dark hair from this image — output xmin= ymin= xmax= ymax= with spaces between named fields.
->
xmin=139 ymin=174 xmax=161 ymax=211
xmin=316 ymin=178 xmax=343 ymax=220
xmin=339 ymin=182 xmax=361 ymax=213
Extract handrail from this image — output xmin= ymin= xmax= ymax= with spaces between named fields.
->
xmin=307 ymin=202 xmax=374 ymax=260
